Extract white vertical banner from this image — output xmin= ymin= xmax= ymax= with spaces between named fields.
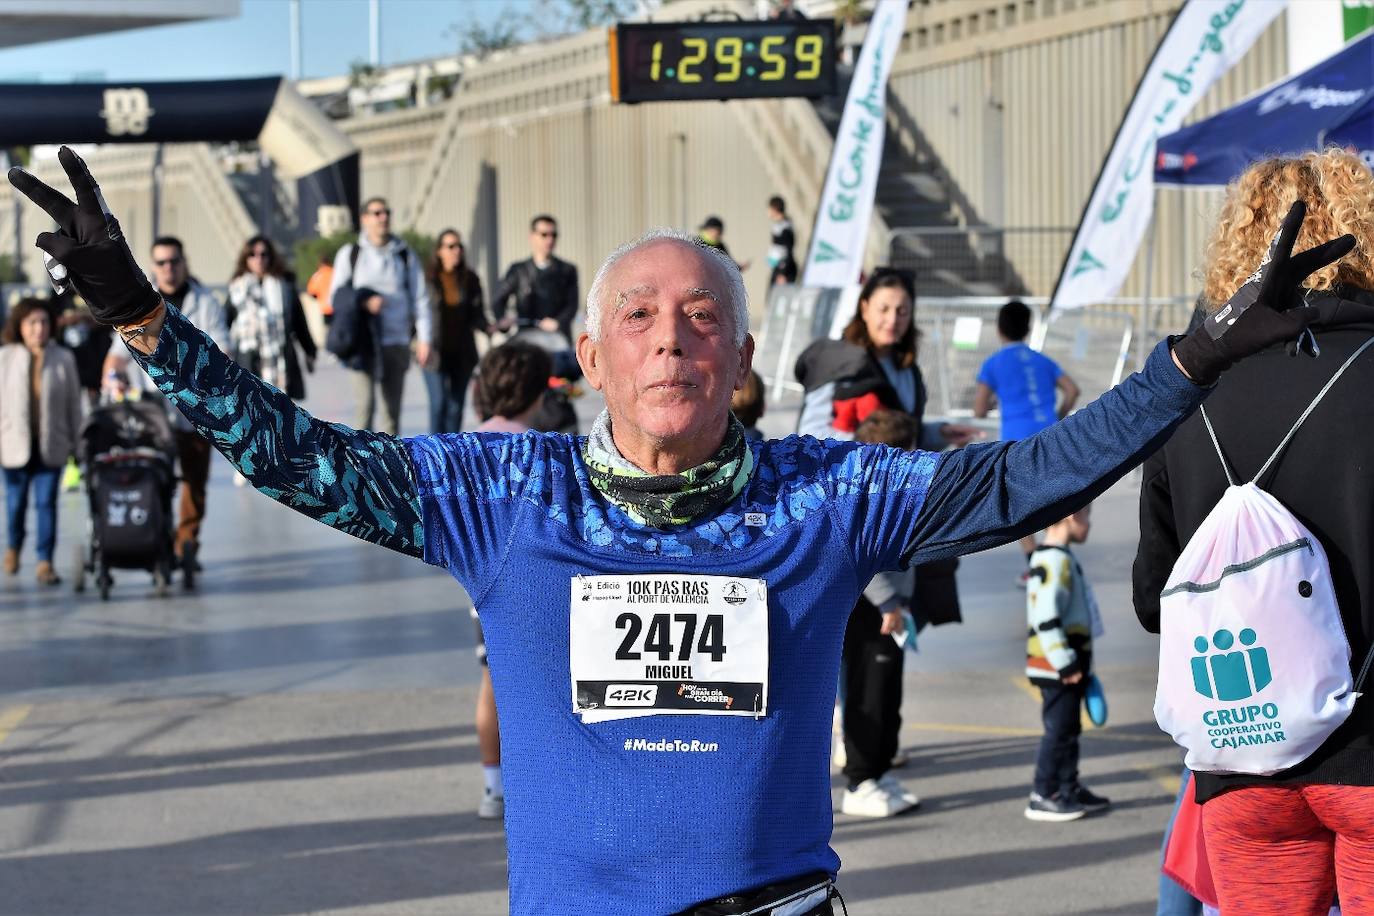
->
xmin=1050 ymin=0 xmax=1286 ymax=312
xmin=801 ymin=0 xmax=910 ymax=289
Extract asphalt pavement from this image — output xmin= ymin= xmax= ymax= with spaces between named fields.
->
xmin=0 ymin=356 xmax=1185 ymax=915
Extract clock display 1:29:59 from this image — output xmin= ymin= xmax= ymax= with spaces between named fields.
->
xmin=610 ymin=22 xmax=837 ymax=103
xmin=650 ymin=33 xmax=826 ymax=83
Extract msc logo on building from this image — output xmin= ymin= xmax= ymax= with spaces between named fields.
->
xmin=100 ymin=88 xmax=155 ymax=137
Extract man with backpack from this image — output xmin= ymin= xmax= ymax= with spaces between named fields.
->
xmin=327 ymin=197 xmax=431 ymax=435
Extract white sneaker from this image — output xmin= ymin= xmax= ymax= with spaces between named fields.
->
xmin=878 ymin=771 xmax=920 ymax=808
xmin=841 ymin=778 xmax=916 ymax=818
xmin=478 ymin=789 xmax=504 ymax=820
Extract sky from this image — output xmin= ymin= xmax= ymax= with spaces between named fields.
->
xmin=0 ymin=0 xmax=518 ymax=83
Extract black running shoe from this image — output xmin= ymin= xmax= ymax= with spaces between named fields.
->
xmin=1024 ymin=791 xmax=1086 ymax=822
xmin=1070 ymin=784 xmax=1111 ymax=813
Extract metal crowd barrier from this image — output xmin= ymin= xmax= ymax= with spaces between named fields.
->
xmin=752 ymin=285 xmax=1194 ymax=421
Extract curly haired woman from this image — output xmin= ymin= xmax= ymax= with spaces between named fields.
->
xmin=1134 ymin=148 xmax=1374 ymax=915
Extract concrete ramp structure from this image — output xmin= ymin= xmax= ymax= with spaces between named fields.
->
xmin=3 ymin=0 xmax=1299 ymax=318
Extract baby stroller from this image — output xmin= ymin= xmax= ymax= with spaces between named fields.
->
xmin=75 ymin=394 xmax=178 ymax=600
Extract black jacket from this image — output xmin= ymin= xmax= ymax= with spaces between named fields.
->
xmin=428 ymin=268 xmax=488 ymax=375
xmin=491 ymin=257 xmax=579 ymax=342
xmin=794 ymin=338 xmax=932 ymax=446
xmin=794 ymin=337 xmax=960 ymax=626
xmin=1134 ymin=286 xmax=1374 ymax=803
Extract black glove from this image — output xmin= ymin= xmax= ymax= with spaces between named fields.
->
xmin=1172 ymin=201 xmax=1356 ymax=385
xmin=6 ymin=146 xmax=162 ymax=326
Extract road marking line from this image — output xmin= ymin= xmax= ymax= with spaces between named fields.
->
xmin=0 ymin=705 xmax=32 ymax=747
xmin=1136 ymin=764 xmax=1183 ymax=795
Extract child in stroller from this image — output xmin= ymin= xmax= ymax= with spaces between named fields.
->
xmin=75 ymin=371 xmax=179 ymax=599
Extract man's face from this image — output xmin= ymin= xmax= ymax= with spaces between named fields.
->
xmin=577 ymin=239 xmax=754 ymax=450
xmin=150 ymin=244 xmax=187 ymax=294
xmin=361 ymin=201 xmax=391 ymax=240
xmin=700 ymin=227 xmax=721 ymax=245
xmin=530 ymin=220 xmax=557 ymax=260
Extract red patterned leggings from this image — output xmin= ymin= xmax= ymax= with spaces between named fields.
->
xmin=1202 ymin=784 xmax=1374 ymax=915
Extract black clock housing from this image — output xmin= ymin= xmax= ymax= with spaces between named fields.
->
xmin=610 ymin=21 xmax=838 ymax=104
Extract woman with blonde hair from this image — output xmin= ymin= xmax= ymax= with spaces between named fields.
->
xmin=1134 ymin=147 xmax=1374 ymax=914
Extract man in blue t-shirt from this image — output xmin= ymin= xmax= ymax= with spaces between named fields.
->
xmin=975 ymin=300 xmax=1082 ymax=576
xmin=10 ymin=149 xmax=1346 ymax=916
xmin=974 ymin=300 xmax=1080 ymax=440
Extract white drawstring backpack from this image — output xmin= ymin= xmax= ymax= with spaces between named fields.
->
xmin=1154 ymin=337 xmax=1374 ymax=775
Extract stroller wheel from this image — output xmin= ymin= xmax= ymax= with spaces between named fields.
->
xmin=72 ymin=543 xmax=86 ymax=593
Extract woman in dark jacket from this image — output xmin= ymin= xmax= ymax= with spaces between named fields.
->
xmin=794 ymin=268 xmax=978 ymax=448
xmin=1133 ymin=148 xmax=1374 ymax=913
xmin=422 ymin=229 xmax=489 ymax=434
xmin=227 ymin=236 xmax=316 ymax=401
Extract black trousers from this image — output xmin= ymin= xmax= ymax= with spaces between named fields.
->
xmin=841 ymin=600 xmax=904 ymax=787
xmin=1034 ymin=679 xmax=1086 ymax=798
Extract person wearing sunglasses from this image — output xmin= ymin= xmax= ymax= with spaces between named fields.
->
xmin=422 ymin=229 xmax=490 ymax=434
xmin=102 ymin=235 xmax=228 ymax=579
xmin=10 ymin=148 xmax=1353 ymax=916
xmin=227 ymin=236 xmax=317 ymax=403
xmin=491 ymin=214 xmax=579 ymax=344
xmin=491 ymin=214 xmax=583 ymax=433
xmin=326 ymin=196 xmax=432 ymax=436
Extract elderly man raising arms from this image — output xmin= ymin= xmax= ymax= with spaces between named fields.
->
xmin=9 ymin=149 xmax=1352 ymax=916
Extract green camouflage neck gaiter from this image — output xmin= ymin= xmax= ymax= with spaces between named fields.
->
xmin=582 ymin=411 xmax=754 ymax=528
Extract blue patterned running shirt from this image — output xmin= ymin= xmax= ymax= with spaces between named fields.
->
xmin=132 ymin=304 xmax=1205 ymax=914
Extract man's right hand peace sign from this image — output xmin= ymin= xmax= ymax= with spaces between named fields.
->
xmin=7 ymin=145 xmax=162 ymax=327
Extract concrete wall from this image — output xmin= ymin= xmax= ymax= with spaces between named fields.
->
xmin=886 ymin=0 xmax=1292 ymax=302
xmin=400 ymin=26 xmax=793 ymax=328
xmin=1 ymin=0 xmax=1300 ymax=326
xmin=339 ymin=106 xmax=447 ymax=228
xmin=0 ymin=144 xmax=255 ymax=291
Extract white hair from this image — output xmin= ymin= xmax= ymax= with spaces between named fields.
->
xmin=584 ymin=228 xmax=750 ymax=346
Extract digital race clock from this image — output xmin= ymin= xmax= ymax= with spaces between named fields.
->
xmin=609 ymin=21 xmax=837 ymax=104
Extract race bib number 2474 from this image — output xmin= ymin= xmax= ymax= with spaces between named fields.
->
xmin=570 ymin=574 xmax=768 ymax=722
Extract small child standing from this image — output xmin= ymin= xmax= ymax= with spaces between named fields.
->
xmin=1024 ymin=504 xmax=1110 ymax=822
